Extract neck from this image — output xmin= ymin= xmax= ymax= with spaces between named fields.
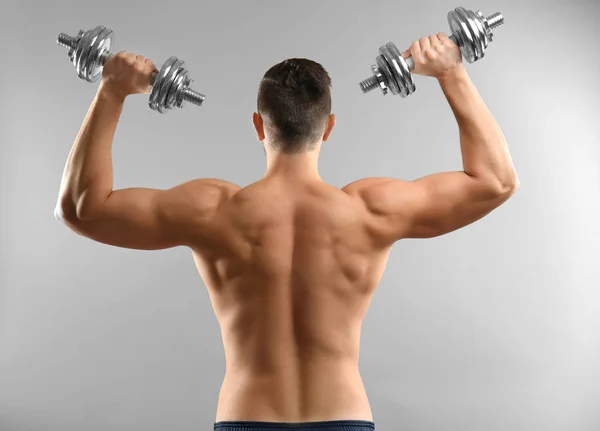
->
xmin=263 ymin=150 xmax=321 ymax=181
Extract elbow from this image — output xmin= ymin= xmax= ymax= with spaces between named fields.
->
xmin=54 ymin=205 xmax=64 ymax=223
xmin=54 ymin=196 xmax=85 ymax=225
xmin=55 ymin=189 xmax=103 ymax=224
xmin=496 ymin=172 xmax=520 ymax=197
xmin=504 ymin=171 xmax=520 ymax=193
xmin=54 ymin=199 xmax=77 ymax=225
xmin=480 ymin=171 xmax=519 ymax=198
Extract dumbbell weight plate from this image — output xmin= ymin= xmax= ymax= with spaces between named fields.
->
xmin=73 ymin=26 xmax=113 ymax=82
xmin=386 ymin=42 xmax=415 ymax=97
xmin=458 ymin=7 xmax=486 ymax=61
xmin=448 ymin=7 xmax=485 ymax=63
xmin=376 ymin=49 xmax=400 ymax=96
xmin=447 ymin=8 xmax=474 ymax=62
xmin=149 ymin=57 xmax=185 ymax=113
xmin=467 ymin=9 xmax=489 ymax=60
xmin=377 ymin=43 xmax=415 ymax=98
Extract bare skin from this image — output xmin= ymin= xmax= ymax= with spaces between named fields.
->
xmin=55 ymin=34 xmax=519 ymax=423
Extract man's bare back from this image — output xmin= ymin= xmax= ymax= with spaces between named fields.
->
xmin=56 ymin=32 xmax=519 ymax=428
xmin=192 ymin=178 xmax=391 ymax=422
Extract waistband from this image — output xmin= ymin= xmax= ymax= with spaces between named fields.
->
xmin=214 ymin=420 xmax=375 ymax=431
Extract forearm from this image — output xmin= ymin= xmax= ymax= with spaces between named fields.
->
xmin=56 ymin=82 xmax=125 ymax=219
xmin=438 ymin=66 xmax=518 ymax=190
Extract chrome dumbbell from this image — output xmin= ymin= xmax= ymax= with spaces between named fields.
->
xmin=56 ymin=26 xmax=205 ymax=114
xmin=359 ymin=6 xmax=505 ymax=98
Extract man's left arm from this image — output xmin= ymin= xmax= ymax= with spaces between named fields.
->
xmin=56 ymin=178 xmax=238 ymax=250
xmin=55 ymin=54 xmax=239 ymax=250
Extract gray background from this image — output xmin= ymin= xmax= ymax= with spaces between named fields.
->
xmin=1 ymin=0 xmax=599 ymax=430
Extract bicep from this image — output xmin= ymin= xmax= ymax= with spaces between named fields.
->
xmin=353 ymin=172 xmax=508 ymax=241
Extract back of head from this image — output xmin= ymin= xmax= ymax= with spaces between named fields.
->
xmin=257 ymin=58 xmax=332 ymax=154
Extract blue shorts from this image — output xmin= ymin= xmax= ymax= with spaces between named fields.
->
xmin=214 ymin=421 xmax=375 ymax=431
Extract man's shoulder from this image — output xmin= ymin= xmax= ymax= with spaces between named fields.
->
xmin=163 ymin=179 xmax=243 ymax=222
xmin=181 ymin=178 xmax=243 ymax=198
xmin=341 ymin=177 xmax=396 ymax=198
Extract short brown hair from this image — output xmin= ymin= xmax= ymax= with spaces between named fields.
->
xmin=257 ymin=58 xmax=332 ymax=154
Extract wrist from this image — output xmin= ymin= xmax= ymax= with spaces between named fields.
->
xmin=437 ymin=64 xmax=468 ymax=85
xmin=98 ymin=80 xmax=127 ymax=103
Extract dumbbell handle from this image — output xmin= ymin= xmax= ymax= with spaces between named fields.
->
xmin=403 ymin=33 xmax=458 ymax=71
xmin=100 ymin=51 xmax=159 ymax=86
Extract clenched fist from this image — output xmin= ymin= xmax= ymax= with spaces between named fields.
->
xmin=401 ymin=33 xmax=463 ymax=79
xmin=101 ymin=51 xmax=158 ymax=99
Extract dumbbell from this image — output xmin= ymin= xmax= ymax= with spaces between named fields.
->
xmin=56 ymin=26 xmax=205 ymax=114
xmin=359 ymin=6 xmax=505 ymax=98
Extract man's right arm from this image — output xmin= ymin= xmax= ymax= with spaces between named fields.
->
xmin=344 ymin=65 xmax=519 ymax=241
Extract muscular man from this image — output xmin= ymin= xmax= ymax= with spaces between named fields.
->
xmin=55 ymin=33 xmax=519 ymax=431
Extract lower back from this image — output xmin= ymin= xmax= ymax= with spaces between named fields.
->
xmin=215 ymin=343 xmax=373 ymax=422
xmin=211 ymin=271 xmax=375 ymax=422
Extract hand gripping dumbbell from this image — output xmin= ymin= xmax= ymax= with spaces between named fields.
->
xmin=359 ymin=6 xmax=505 ymax=98
xmin=56 ymin=26 xmax=205 ymax=113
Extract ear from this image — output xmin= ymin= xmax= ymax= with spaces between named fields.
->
xmin=253 ymin=112 xmax=265 ymax=141
xmin=322 ymin=114 xmax=336 ymax=142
